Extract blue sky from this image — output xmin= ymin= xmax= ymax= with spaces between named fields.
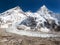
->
xmin=0 ymin=0 xmax=60 ymax=13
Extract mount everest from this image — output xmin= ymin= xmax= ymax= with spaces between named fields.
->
xmin=0 ymin=5 xmax=60 ymax=33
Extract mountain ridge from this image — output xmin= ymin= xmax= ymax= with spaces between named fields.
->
xmin=0 ymin=5 xmax=60 ymax=32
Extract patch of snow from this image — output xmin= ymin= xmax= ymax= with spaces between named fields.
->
xmin=0 ymin=24 xmax=8 ymax=28
xmin=40 ymin=27 xmax=50 ymax=32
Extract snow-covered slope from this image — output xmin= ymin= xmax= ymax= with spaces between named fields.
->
xmin=0 ymin=5 xmax=60 ymax=32
xmin=0 ymin=6 xmax=27 ymax=28
xmin=19 ymin=5 xmax=60 ymax=32
xmin=37 ymin=5 xmax=59 ymax=25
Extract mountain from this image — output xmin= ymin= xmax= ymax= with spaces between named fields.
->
xmin=0 ymin=6 xmax=27 ymax=28
xmin=37 ymin=5 xmax=60 ymax=24
xmin=0 ymin=5 xmax=60 ymax=32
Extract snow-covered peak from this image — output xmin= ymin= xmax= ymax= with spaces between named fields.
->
xmin=0 ymin=6 xmax=27 ymax=28
xmin=37 ymin=5 xmax=48 ymax=13
xmin=37 ymin=5 xmax=54 ymax=16
xmin=40 ymin=5 xmax=48 ymax=10
xmin=37 ymin=5 xmax=57 ymax=20
xmin=0 ymin=5 xmax=60 ymax=32
xmin=0 ymin=6 xmax=23 ymax=16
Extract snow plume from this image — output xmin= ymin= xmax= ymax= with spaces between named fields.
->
xmin=0 ymin=5 xmax=60 ymax=33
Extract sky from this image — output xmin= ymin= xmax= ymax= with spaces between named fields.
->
xmin=0 ymin=0 xmax=60 ymax=13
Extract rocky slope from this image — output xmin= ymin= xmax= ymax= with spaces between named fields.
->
xmin=0 ymin=28 xmax=60 ymax=45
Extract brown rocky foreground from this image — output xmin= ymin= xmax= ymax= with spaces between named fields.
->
xmin=0 ymin=28 xmax=60 ymax=45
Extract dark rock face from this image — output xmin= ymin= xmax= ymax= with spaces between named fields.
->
xmin=44 ymin=20 xmax=57 ymax=29
xmin=44 ymin=19 xmax=60 ymax=32
xmin=20 ymin=16 xmax=37 ymax=29
xmin=44 ymin=21 xmax=51 ymax=28
xmin=0 ymin=18 xmax=3 ymax=23
xmin=20 ymin=16 xmax=60 ymax=32
xmin=54 ymin=25 xmax=60 ymax=32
